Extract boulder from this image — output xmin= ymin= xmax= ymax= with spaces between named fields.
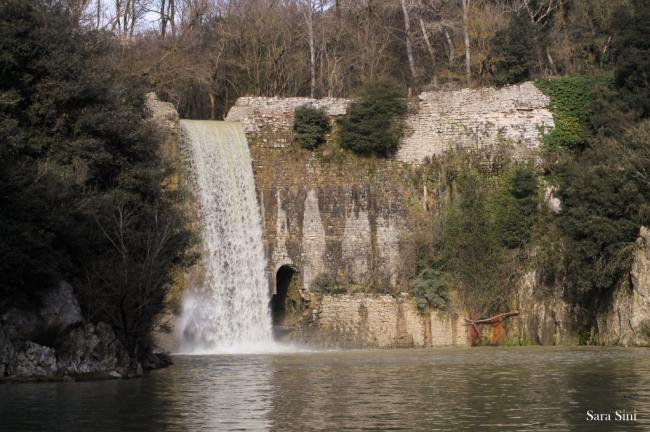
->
xmin=1 ymin=280 xmax=171 ymax=380
xmin=11 ymin=341 xmax=57 ymax=377
xmin=56 ymin=322 xmax=130 ymax=377
xmin=142 ymin=351 xmax=173 ymax=370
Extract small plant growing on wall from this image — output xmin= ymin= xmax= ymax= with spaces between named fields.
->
xmin=337 ymin=80 xmax=408 ymax=157
xmin=412 ymin=268 xmax=449 ymax=313
xmin=293 ymin=105 xmax=331 ymax=150
xmin=311 ymin=272 xmax=345 ymax=296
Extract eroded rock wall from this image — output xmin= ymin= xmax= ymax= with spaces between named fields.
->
xmin=512 ymin=272 xmax=575 ymax=345
xmin=250 ymin=150 xmax=410 ymax=294
xmin=293 ymin=294 xmax=466 ymax=348
xmin=398 ymin=82 xmax=554 ymax=162
xmin=225 ymin=82 xmax=553 ymax=298
xmin=0 ymin=282 xmax=132 ymax=381
xmin=595 ymin=227 xmax=650 ymax=346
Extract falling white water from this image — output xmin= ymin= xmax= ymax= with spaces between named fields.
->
xmin=176 ymin=120 xmax=276 ymax=354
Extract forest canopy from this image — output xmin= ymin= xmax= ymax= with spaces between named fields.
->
xmin=48 ymin=0 xmax=635 ymax=119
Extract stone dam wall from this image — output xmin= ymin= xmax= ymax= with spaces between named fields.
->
xmin=227 ymin=81 xmax=554 ymax=162
xmin=225 ymin=83 xmax=553 ymax=298
xmin=224 ymin=83 xmax=554 ymax=347
xmin=294 ymin=294 xmax=467 ymax=348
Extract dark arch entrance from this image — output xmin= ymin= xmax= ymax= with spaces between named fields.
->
xmin=271 ymin=265 xmax=299 ymax=327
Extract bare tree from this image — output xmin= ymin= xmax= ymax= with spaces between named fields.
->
xmin=400 ymin=0 xmax=418 ymax=90
xmin=443 ymin=27 xmax=454 ymax=70
xmin=461 ymin=0 xmax=471 ymax=86
xmin=300 ymin=0 xmax=318 ymax=98
xmin=415 ymin=0 xmax=447 ymax=88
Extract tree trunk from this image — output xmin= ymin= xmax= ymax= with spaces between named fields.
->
xmin=129 ymin=0 xmax=137 ymax=39
xmin=209 ymin=92 xmax=216 ymax=120
xmin=122 ymin=0 xmax=130 ymax=37
xmin=546 ymin=47 xmax=556 ymax=75
xmin=160 ymin=0 xmax=167 ymax=37
xmin=305 ymin=5 xmax=316 ymax=98
xmin=113 ymin=0 xmax=121 ymax=32
xmin=418 ymin=13 xmax=437 ymax=88
xmin=96 ymin=0 xmax=101 ymax=28
xmin=400 ymin=0 xmax=418 ymax=90
xmin=461 ymin=0 xmax=471 ymax=86
xmin=444 ymin=27 xmax=455 ymax=65
xmin=169 ymin=0 xmax=176 ymax=40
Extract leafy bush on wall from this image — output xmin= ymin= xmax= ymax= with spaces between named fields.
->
xmin=293 ymin=105 xmax=331 ymax=150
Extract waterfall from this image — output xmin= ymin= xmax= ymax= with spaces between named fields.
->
xmin=177 ymin=120 xmax=275 ymax=353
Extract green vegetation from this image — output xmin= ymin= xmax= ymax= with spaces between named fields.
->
xmin=496 ymin=167 xmax=539 ymax=249
xmin=0 ymin=0 xmax=194 ymax=360
xmin=337 ymin=81 xmax=407 ymax=157
xmin=613 ymin=0 xmax=650 ymax=119
xmin=311 ymin=272 xmax=345 ymax=296
xmin=406 ymin=148 xmax=542 ymax=317
xmin=438 ymin=168 xmax=519 ymax=316
xmin=489 ymin=12 xmax=539 ymax=86
xmin=529 ymin=1 xmax=650 ymax=306
xmin=577 ymin=328 xmax=594 ymax=346
xmin=558 ymin=122 xmax=650 ymax=301
xmin=535 ymin=76 xmax=602 ymax=151
xmin=412 ymin=268 xmax=448 ymax=313
xmin=293 ymin=105 xmax=331 ymax=150
xmin=501 ymin=338 xmax=536 ymax=347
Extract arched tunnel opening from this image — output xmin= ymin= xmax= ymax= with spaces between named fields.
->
xmin=271 ymin=265 xmax=301 ymax=328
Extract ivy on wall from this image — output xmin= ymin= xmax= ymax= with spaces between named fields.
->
xmin=535 ymin=76 xmax=607 ymax=151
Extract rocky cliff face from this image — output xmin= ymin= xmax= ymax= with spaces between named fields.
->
xmin=595 ymin=227 xmax=650 ymax=346
xmin=0 ymin=282 xmax=132 ymax=381
xmin=511 ymin=272 xmax=575 ymax=345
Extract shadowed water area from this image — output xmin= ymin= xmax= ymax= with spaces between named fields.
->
xmin=1 ymin=347 xmax=649 ymax=431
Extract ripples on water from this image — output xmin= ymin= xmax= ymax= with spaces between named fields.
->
xmin=1 ymin=347 xmax=649 ymax=431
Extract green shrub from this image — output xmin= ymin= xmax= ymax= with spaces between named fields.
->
xmin=412 ymin=268 xmax=448 ymax=313
xmin=496 ymin=167 xmax=539 ymax=248
xmin=535 ymin=76 xmax=602 ymax=151
xmin=293 ymin=105 xmax=331 ymax=150
xmin=337 ymin=80 xmax=407 ymax=156
xmin=558 ymin=121 xmax=650 ymax=300
xmin=501 ymin=338 xmax=536 ymax=347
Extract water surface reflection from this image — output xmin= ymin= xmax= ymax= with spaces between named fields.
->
xmin=1 ymin=347 xmax=649 ymax=431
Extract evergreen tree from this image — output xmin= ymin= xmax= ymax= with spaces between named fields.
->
xmin=293 ymin=105 xmax=331 ymax=150
xmin=337 ymin=81 xmax=407 ymax=157
xmin=489 ymin=12 xmax=539 ymax=86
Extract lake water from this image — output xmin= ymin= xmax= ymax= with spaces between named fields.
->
xmin=1 ymin=347 xmax=649 ymax=431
